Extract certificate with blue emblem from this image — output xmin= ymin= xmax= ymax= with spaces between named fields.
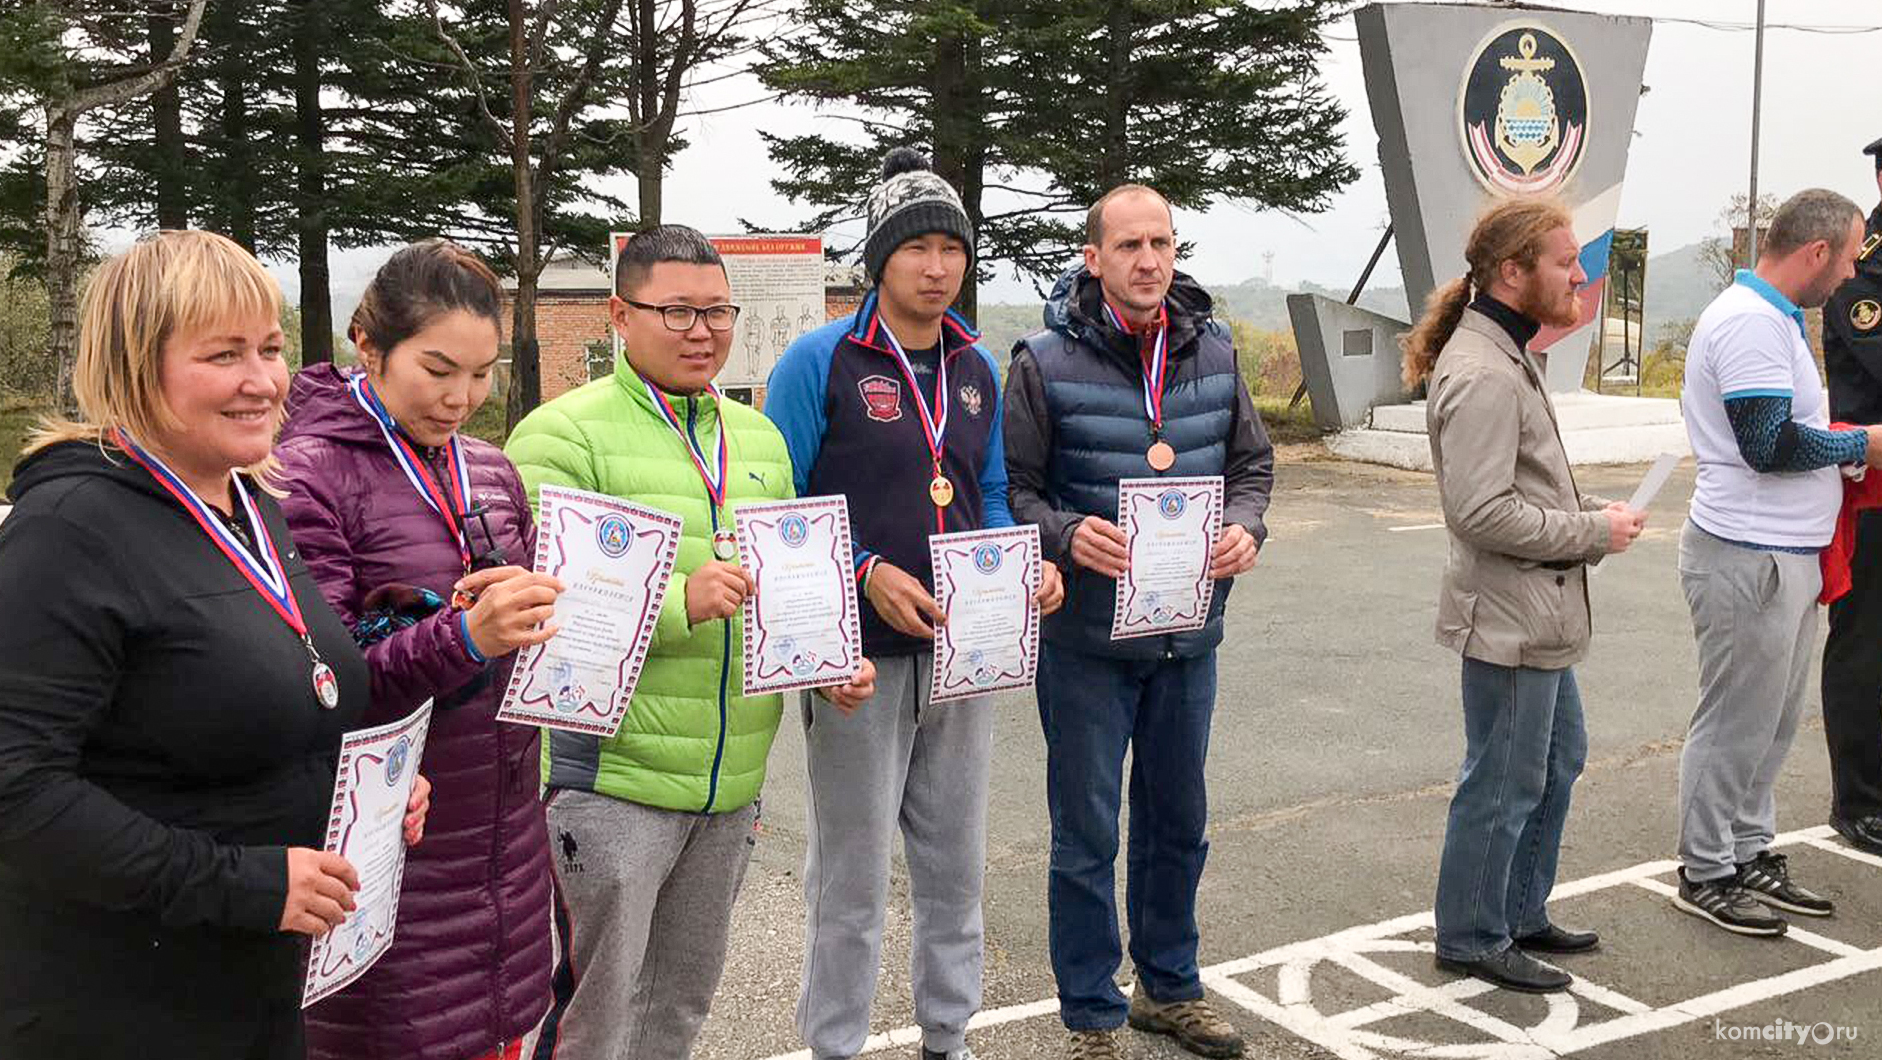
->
xmin=1112 ymin=476 xmax=1224 ymax=640
xmin=735 ymin=495 xmax=863 ymax=696
xmin=303 ymin=702 xmax=433 ymax=1008
xmin=497 ymin=485 xmax=682 ymax=737
xmin=928 ymin=525 xmax=1041 ymax=704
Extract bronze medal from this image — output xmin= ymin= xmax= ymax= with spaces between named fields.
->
xmin=1147 ymin=440 xmax=1176 ymax=471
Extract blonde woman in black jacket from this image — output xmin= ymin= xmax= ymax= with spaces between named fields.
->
xmin=0 ymin=231 xmax=429 ymax=1059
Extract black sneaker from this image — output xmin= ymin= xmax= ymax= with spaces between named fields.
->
xmin=1672 ymin=869 xmax=1787 ymax=935
xmin=1736 ymin=851 xmax=1834 ymax=917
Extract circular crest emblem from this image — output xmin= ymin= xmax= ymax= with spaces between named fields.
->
xmin=972 ymin=543 xmax=1003 ymax=574
xmin=1853 ymin=299 xmax=1882 ymax=332
xmin=351 ymin=927 xmax=374 ymax=964
xmin=596 ymin=514 xmax=632 ymax=558
xmin=1157 ymin=490 xmax=1187 ymax=520
xmin=779 ymin=513 xmax=810 ymax=548
xmin=385 ymin=737 xmax=410 ymax=786
xmin=1458 ymin=24 xmax=1589 ymax=194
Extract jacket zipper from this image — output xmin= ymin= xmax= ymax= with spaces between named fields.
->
xmin=859 ymin=315 xmax=967 ymax=541
xmin=486 ymin=679 xmax=512 ymax=1038
xmin=688 ymin=394 xmax=730 ymax=814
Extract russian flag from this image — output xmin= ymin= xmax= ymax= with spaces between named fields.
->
xmin=1534 ymin=182 xmax=1623 ymax=354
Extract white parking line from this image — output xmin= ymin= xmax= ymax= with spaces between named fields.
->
xmin=1386 ymin=522 xmax=1447 ymax=532
xmin=758 ymin=826 xmax=1877 ymax=1060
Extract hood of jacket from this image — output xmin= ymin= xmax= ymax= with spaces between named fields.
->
xmin=9 ymin=433 xmax=185 ymax=507
xmin=1042 ymin=265 xmax=1219 ymax=370
xmin=278 ymin=362 xmax=394 ymax=449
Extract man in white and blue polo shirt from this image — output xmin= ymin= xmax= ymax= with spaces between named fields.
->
xmin=1676 ymin=188 xmax=1874 ymax=936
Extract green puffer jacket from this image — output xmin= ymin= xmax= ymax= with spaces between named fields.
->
xmin=505 ymin=359 xmax=794 ymax=814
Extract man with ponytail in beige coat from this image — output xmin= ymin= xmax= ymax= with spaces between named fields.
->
xmin=1404 ymin=199 xmax=1646 ymax=996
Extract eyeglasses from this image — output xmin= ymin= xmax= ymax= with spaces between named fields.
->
xmin=624 ymin=299 xmax=742 ymax=333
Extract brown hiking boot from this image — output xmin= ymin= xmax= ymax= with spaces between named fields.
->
xmin=1066 ymin=1027 xmax=1124 ymax=1060
xmin=1127 ymin=992 xmax=1244 ymax=1058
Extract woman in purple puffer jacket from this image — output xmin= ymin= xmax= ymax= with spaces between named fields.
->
xmin=276 ymin=240 xmax=563 ymax=1060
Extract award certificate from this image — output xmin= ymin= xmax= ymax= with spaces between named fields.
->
xmin=1112 ymin=476 xmax=1224 ymax=640
xmin=928 ymin=525 xmax=1041 ymax=704
xmin=303 ymin=702 xmax=433 ymax=1008
xmin=737 ymin=496 xmax=863 ymax=695
xmin=497 ymin=485 xmax=681 ymax=737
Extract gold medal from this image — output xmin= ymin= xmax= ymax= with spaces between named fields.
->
xmin=929 ymin=474 xmax=955 ymax=508
xmin=1147 ymin=440 xmax=1176 ymax=471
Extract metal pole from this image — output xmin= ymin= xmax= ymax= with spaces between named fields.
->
xmin=1346 ymin=223 xmax=1395 ymax=306
xmin=1747 ymin=0 xmax=1766 ymax=267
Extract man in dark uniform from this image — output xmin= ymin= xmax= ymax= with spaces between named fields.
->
xmin=1820 ymin=135 xmax=1882 ymax=855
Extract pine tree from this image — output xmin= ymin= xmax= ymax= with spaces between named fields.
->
xmin=760 ymin=0 xmax=1357 ymax=313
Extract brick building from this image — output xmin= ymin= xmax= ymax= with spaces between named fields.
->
xmin=500 ymin=253 xmax=867 ymax=405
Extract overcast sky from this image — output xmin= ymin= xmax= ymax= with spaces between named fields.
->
xmin=626 ymin=0 xmax=1877 ymax=303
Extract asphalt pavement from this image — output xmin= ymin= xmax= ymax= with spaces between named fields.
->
xmin=690 ymin=454 xmax=1881 ymax=1060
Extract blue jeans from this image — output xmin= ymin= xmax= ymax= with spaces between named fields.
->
xmin=1433 ymin=657 xmax=1588 ymax=961
xmin=1037 ymin=644 xmax=1216 ymax=1030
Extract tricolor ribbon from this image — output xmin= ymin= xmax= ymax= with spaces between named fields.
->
xmin=348 ymin=374 xmax=474 ymax=570
xmin=878 ymin=320 xmax=949 ymax=472
xmin=112 ymin=428 xmax=308 ymax=637
xmin=634 ymin=370 xmax=729 ymax=509
xmin=1103 ymin=300 xmax=1171 ymax=436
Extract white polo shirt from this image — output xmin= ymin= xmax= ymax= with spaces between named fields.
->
xmin=1683 ymin=272 xmax=1846 ymax=549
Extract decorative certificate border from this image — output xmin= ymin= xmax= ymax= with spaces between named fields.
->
xmin=303 ymin=702 xmax=433 ymax=1008
xmin=1111 ymin=475 xmax=1225 ymax=640
xmin=929 ymin=524 xmax=1041 ymax=704
xmin=736 ymin=495 xmax=864 ymax=695
xmin=496 ymin=485 xmax=681 ymax=737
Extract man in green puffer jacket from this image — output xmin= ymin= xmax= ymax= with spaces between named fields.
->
xmin=505 ymin=225 xmax=877 ymax=1060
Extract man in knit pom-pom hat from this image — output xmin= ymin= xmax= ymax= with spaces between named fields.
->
xmin=767 ymin=147 xmax=1065 ymax=1060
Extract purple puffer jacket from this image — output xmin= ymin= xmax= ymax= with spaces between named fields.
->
xmin=276 ymin=364 xmax=553 ymax=1060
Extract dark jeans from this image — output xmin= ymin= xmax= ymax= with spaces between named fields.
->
xmin=1433 ymin=657 xmax=1587 ymax=961
xmin=1824 ymin=509 xmax=1882 ymax=822
xmin=1036 ymin=644 xmax=1216 ymax=1031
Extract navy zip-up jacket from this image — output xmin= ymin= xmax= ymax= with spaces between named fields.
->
xmin=766 ymin=290 xmax=1013 ymax=658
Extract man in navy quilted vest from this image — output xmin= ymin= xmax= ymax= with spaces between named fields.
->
xmin=1004 ymin=184 xmax=1273 ymax=1060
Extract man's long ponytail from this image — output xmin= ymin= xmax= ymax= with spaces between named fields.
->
xmin=1401 ymin=277 xmax=1472 ymax=390
xmin=1398 ymin=197 xmax=1575 ymax=390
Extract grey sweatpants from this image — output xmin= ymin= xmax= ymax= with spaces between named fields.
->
xmin=540 ymin=788 xmax=757 ymax=1060
xmin=1677 ymin=521 xmax=1821 ymax=882
xmin=797 ymin=653 xmax=994 ymax=1059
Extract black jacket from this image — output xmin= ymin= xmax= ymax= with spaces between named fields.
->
xmin=0 ymin=440 xmax=369 ymax=1053
xmin=1003 ymin=267 xmax=1274 ymax=659
xmin=1826 ymin=204 xmax=1882 ymax=424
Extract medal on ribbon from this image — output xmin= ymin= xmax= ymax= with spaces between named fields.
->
xmin=1103 ymin=301 xmax=1174 ymax=471
xmin=348 ymin=375 xmax=477 ymax=604
xmin=113 ymin=429 xmax=342 ymax=710
xmin=878 ymin=322 xmax=954 ymax=508
xmin=634 ymin=369 xmax=735 ymax=549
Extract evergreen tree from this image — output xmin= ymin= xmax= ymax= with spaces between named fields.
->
xmin=760 ymin=0 xmax=1357 ymax=312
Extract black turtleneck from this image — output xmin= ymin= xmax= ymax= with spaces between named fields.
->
xmin=1469 ymin=293 xmax=1540 ymax=352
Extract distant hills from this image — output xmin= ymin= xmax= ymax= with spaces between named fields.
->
xmin=977 ymin=239 xmax=1725 ymax=359
xmin=280 ymin=238 xmax=1728 ymax=364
